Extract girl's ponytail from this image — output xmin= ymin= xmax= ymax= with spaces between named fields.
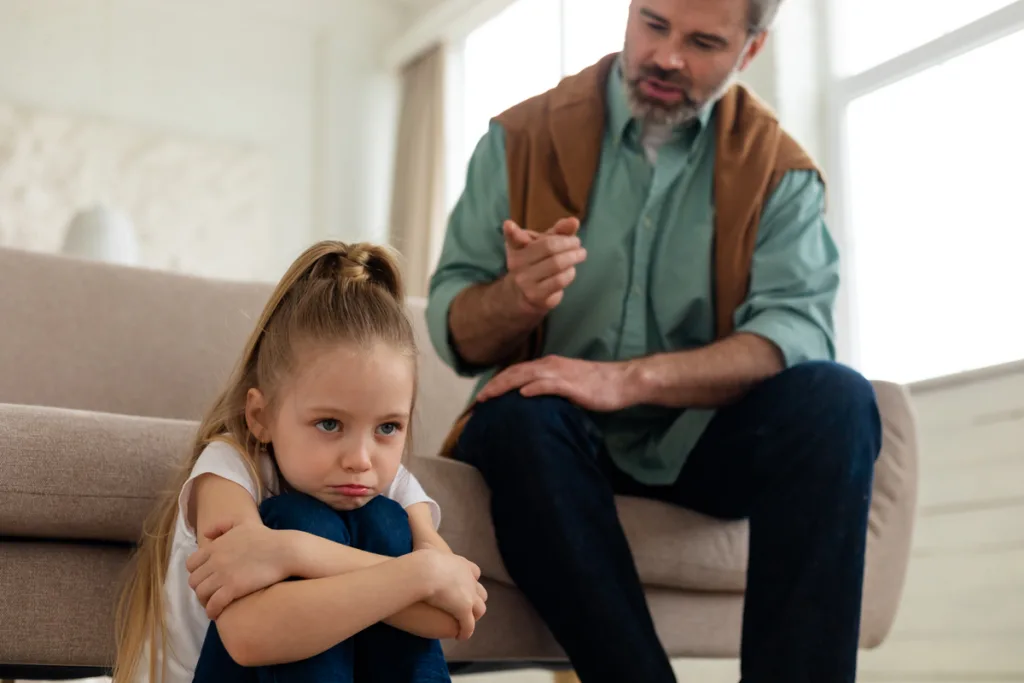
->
xmin=337 ymin=244 xmax=405 ymax=303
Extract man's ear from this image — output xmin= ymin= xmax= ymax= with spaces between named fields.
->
xmin=245 ymin=388 xmax=271 ymax=444
xmin=739 ymin=31 xmax=769 ymax=71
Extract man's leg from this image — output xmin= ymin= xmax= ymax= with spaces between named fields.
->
xmin=665 ymin=361 xmax=882 ymax=683
xmin=454 ymin=392 xmax=676 ymax=683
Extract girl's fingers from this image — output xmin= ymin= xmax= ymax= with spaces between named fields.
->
xmin=194 ymin=575 xmax=219 ymax=606
xmin=187 ymin=559 xmax=214 ymax=590
xmin=205 ymin=586 xmax=234 ymax=620
xmin=185 ymin=547 xmax=209 ymax=574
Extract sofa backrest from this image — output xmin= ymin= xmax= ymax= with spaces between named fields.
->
xmin=0 ymin=247 xmax=475 ymax=458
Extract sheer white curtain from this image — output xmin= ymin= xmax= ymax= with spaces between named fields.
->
xmin=388 ymin=45 xmax=446 ymax=298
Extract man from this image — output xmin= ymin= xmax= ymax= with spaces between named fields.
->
xmin=425 ymin=0 xmax=882 ymax=681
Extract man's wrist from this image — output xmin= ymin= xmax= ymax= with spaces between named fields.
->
xmin=491 ymin=275 xmax=545 ymax=328
xmin=621 ymin=356 xmax=663 ymax=407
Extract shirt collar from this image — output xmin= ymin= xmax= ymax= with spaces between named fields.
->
xmin=606 ymin=55 xmax=715 ymax=149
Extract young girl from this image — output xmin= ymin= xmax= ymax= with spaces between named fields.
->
xmin=113 ymin=241 xmax=487 ymax=683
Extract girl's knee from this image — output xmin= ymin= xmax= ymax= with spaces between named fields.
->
xmin=346 ymin=496 xmax=412 ymax=558
xmin=259 ymin=491 xmax=351 ymax=545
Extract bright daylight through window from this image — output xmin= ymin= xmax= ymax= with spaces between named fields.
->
xmin=831 ymin=0 xmax=1024 ymax=383
xmin=453 ymin=0 xmax=630 ymax=204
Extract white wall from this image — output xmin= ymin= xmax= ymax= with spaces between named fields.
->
xmin=0 ymin=0 xmax=405 ymax=278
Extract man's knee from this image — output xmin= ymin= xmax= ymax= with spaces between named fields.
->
xmin=456 ymin=392 xmax=602 ymax=486
xmin=346 ymin=495 xmax=412 ymax=558
xmin=778 ymin=361 xmax=882 ymax=479
xmin=460 ymin=392 xmax=591 ymax=451
xmin=259 ymin=491 xmax=350 ymax=545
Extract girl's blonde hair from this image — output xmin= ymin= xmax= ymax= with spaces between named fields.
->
xmin=112 ymin=240 xmax=417 ymax=682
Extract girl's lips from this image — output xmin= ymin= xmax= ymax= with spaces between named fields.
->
xmin=332 ymin=485 xmax=371 ymax=496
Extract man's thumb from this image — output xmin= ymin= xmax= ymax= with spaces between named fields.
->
xmin=548 ymin=217 xmax=580 ymax=236
xmin=503 ymin=220 xmax=534 ymax=248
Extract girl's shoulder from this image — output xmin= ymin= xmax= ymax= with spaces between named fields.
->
xmin=176 ymin=439 xmax=279 ymax=539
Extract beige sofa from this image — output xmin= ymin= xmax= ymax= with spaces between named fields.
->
xmin=0 ymin=246 xmax=919 ymax=677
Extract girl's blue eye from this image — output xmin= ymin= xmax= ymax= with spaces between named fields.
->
xmin=316 ymin=419 xmax=341 ymax=433
xmin=377 ymin=422 xmax=400 ymax=437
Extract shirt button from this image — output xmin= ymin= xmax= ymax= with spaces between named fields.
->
xmin=633 ymin=285 xmax=642 ymax=295
xmin=644 ymin=217 xmax=653 ymax=230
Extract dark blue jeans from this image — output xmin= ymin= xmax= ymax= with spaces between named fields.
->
xmin=191 ymin=493 xmax=451 ymax=683
xmin=453 ymin=360 xmax=882 ymax=683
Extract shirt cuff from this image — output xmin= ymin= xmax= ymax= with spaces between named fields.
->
xmin=736 ymin=309 xmax=835 ymax=368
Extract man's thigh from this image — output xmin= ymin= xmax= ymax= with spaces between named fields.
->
xmin=666 ymin=360 xmax=880 ymax=520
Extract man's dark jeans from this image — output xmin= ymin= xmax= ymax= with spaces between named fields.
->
xmin=191 ymin=493 xmax=451 ymax=683
xmin=453 ymin=360 xmax=882 ymax=683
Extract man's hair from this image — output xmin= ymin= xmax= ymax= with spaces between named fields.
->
xmin=748 ymin=0 xmax=784 ymax=34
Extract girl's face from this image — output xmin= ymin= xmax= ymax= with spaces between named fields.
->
xmin=246 ymin=341 xmax=415 ymax=511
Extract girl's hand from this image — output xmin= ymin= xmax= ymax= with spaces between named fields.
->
xmin=186 ymin=521 xmax=294 ymax=619
xmin=418 ymin=549 xmax=488 ymax=640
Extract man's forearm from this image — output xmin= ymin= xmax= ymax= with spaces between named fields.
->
xmin=626 ymin=333 xmax=785 ymax=409
xmin=448 ymin=279 xmax=543 ymax=367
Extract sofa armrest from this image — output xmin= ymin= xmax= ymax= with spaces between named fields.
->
xmin=0 ymin=403 xmax=195 ymax=543
xmin=861 ymin=380 xmax=920 ymax=648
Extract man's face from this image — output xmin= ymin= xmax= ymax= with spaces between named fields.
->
xmin=621 ymin=0 xmax=766 ymax=126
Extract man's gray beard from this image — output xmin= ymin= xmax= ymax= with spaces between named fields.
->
xmin=624 ymin=68 xmax=739 ymax=127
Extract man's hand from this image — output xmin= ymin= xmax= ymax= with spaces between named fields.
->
xmin=187 ymin=521 xmax=294 ymax=619
xmin=475 ymin=355 xmax=636 ymax=412
xmin=500 ymin=218 xmax=586 ymax=318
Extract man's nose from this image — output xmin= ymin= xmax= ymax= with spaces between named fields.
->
xmin=652 ymin=42 xmax=686 ymax=72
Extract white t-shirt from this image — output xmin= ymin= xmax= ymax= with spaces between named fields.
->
xmin=137 ymin=440 xmax=440 ymax=683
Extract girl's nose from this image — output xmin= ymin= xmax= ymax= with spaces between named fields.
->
xmin=340 ymin=440 xmax=372 ymax=472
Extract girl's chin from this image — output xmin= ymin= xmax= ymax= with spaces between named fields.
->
xmin=319 ymin=492 xmax=371 ymax=511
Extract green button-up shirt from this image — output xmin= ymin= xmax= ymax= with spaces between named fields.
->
xmin=426 ymin=65 xmax=840 ymax=485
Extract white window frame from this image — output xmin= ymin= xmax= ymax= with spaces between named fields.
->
xmin=821 ymin=0 xmax=1024 ymax=372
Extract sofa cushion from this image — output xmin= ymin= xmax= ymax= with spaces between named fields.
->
xmin=0 ymin=403 xmax=193 ymax=542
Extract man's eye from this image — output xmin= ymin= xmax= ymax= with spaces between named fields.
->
xmin=647 ymin=21 xmax=668 ymax=33
xmin=377 ymin=422 xmax=401 ymax=437
xmin=316 ymin=419 xmax=341 ymax=433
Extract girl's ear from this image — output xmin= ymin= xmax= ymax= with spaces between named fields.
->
xmin=245 ymin=388 xmax=271 ymax=443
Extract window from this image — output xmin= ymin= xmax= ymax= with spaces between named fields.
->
xmin=447 ymin=0 xmax=631 ymax=209
xmin=830 ymin=0 xmax=1024 ymax=383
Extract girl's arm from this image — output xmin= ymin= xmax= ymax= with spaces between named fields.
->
xmin=407 ymin=501 xmax=453 ymax=553
xmin=217 ymin=551 xmax=441 ymax=666
xmin=191 ymin=475 xmax=458 ymax=639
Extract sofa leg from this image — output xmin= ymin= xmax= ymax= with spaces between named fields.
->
xmin=553 ymin=672 xmax=579 ymax=683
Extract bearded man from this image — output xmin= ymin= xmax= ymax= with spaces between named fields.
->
xmin=425 ymin=0 xmax=882 ymax=681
